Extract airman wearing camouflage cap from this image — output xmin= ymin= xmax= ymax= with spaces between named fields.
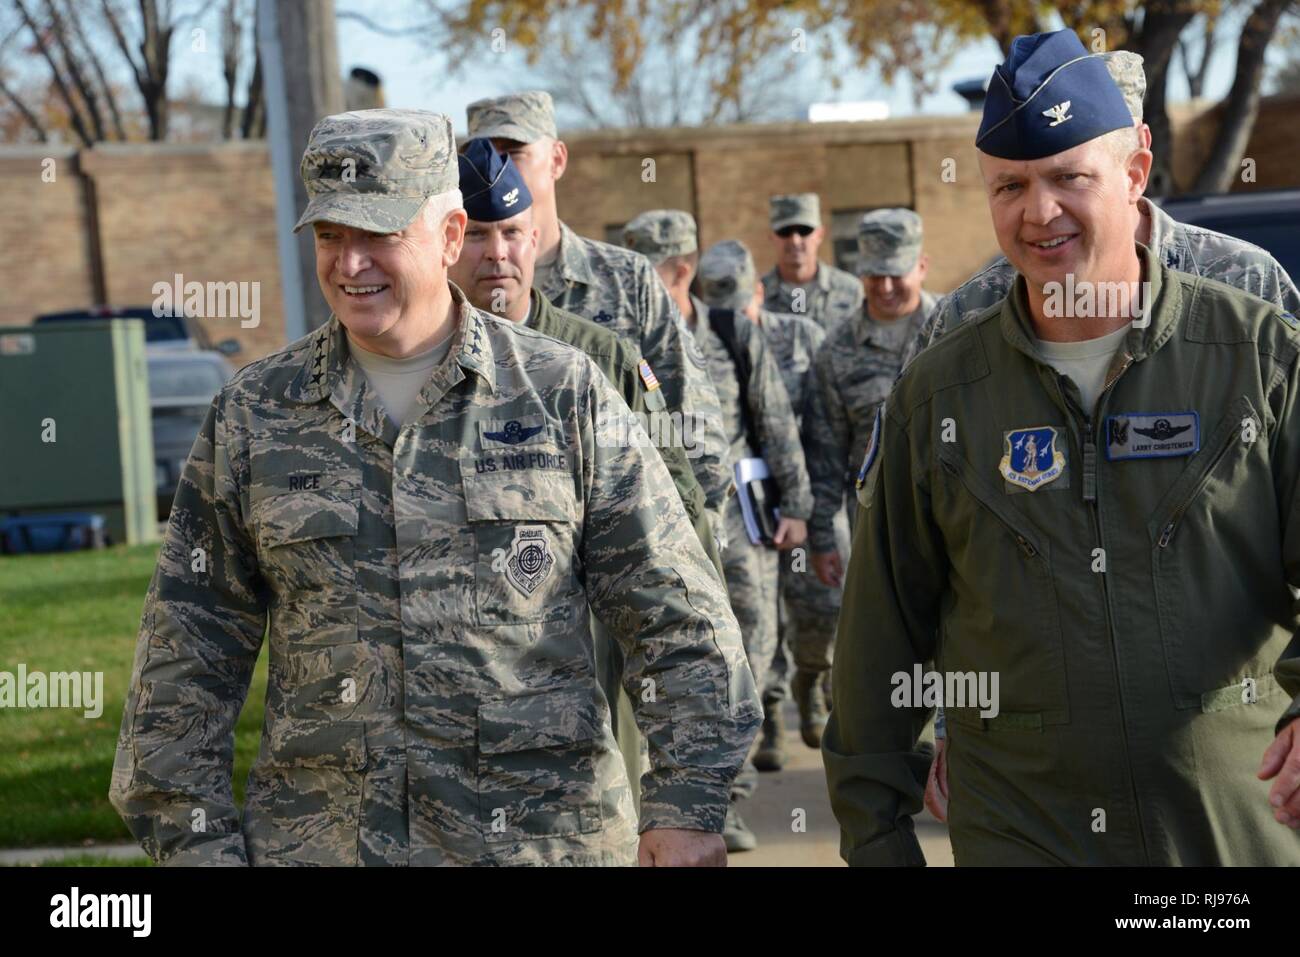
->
xmin=856 ymin=208 xmax=924 ymax=277
xmin=466 ymin=93 xmax=734 ymax=555
xmin=761 ymin=193 xmax=863 ymax=331
xmin=622 ymin=209 xmax=699 ymax=263
xmin=293 ymin=108 xmax=458 ymax=235
xmin=109 ymin=108 xmax=759 ymax=868
xmin=801 ymin=208 xmax=937 ymax=745
xmin=466 ymin=90 xmax=559 ymax=144
xmin=691 ymin=237 xmax=813 ymax=851
xmin=698 ymin=239 xmax=760 ymax=311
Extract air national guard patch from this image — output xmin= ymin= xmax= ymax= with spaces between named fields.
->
xmin=1105 ymin=412 xmax=1199 ymax=460
xmin=999 ymin=426 xmax=1065 ymax=491
xmin=638 ymin=359 xmax=661 ymax=392
xmin=504 ymin=525 xmax=554 ymax=597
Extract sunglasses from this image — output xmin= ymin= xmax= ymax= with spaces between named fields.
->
xmin=775 ymin=225 xmax=815 ymax=238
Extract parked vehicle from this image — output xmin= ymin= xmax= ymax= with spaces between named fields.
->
xmin=34 ymin=306 xmax=242 ymax=356
xmin=148 ymin=350 xmax=234 ymax=519
xmin=1155 ymin=188 xmax=1300 ymax=287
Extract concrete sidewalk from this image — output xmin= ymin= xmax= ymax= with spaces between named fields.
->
xmin=729 ymin=701 xmax=954 ymax=867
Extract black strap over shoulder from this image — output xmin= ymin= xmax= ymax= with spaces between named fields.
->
xmin=706 ymin=307 xmax=760 ymax=454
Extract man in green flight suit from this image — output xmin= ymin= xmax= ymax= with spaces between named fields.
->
xmin=824 ymin=29 xmax=1300 ymax=866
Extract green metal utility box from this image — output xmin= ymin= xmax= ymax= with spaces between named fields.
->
xmin=0 ymin=319 xmax=157 ymax=545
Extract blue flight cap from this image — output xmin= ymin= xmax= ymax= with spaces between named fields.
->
xmin=976 ymin=30 xmax=1133 ymax=160
xmin=457 ymin=137 xmax=532 ymax=222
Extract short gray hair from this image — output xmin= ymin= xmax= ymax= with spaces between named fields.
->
xmin=1101 ymin=125 xmax=1141 ymax=166
xmin=420 ymin=189 xmax=464 ymax=231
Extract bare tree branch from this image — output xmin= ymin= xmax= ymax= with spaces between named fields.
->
xmin=336 ymin=8 xmax=442 ymax=37
xmin=44 ymin=0 xmax=106 ymax=140
xmin=62 ymin=0 xmax=128 ymax=138
xmin=12 ymin=0 xmax=94 ymax=144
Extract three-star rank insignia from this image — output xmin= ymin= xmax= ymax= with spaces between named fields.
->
xmin=999 ymin=426 xmax=1065 ymax=491
xmin=504 ymin=525 xmax=554 ymax=597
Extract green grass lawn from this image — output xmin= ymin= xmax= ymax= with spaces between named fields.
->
xmin=0 ymin=543 xmax=267 ymax=849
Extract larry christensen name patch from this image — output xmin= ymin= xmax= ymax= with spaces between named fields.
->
xmin=1105 ymin=412 xmax=1200 ymax=461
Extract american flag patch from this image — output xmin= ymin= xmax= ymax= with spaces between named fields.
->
xmin=638 ymin=359 xmax=661 ymax=391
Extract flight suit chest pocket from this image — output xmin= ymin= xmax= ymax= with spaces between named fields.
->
xmin=460 ymin=458 xmax=580 ymax=627
xmin=250 ymin=470 xmax=361 ymax=644
xmin=1148 ymin=395 xmax=1280 ymax=708
xmin=935 ymin=448 xmax=1070 ymax=725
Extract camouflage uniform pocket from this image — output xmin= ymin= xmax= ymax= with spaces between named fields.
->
xmin=252 ymin=473 xmax=360 ymax=645
xmin=461 ymin=463 xmax=579 ymax=627
xmin=243 ymin=716 xmax=367 ymax=866
xmin=476 ymin=687 xmax=603 ymax=842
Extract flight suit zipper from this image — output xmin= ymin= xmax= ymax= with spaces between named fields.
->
xmin=1052 ymin=355 xmax=1152 ymax=864
xmin=1156 ymin=419 xmax=1243 ymax=547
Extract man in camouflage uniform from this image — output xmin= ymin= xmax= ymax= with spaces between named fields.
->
xmin=758 ymin=192 xmax=862 ymax=736
xmin=761 ymin=193 xmax=863 ymax=331
xmin=466 ymin=91 xmax=733 ymax=553
xmin=448 ymin=138 xmax=727 ymax=810
xmin=805 ymin=209 xmax=939 ymax=745
xmin=751 ymin=296 xmax=836 ymax=769
xmin=626 ymin=214 xmax=813 ymax=851
xmin=899 ymin=51 xmax=1300 ymax=824
xmin=108 ymin=109 xmax=759 ymax=867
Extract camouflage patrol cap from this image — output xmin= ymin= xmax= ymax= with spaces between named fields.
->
xmin=294 ymin=108 xmax=458 ymax=234
xmin=1101 ymin=51 xmax=1145 ymax=123
xmin=697 ymin=240 xmax=758 ymax=311
xmin=466 ymin=91 xmax=558 ymax=144
xmin=622 ymin=209 xmax=698 ymax=265
xmin=857 ymin=208 xmax=923 ymax=277
xmin=770 ymin=193 xmax=821 ymax=231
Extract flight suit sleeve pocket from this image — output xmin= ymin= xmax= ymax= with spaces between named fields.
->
xmin=476 ymin=688 xmax=603 ymax=841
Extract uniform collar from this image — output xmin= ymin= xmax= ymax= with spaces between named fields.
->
xmin=855 ymin=290 xmax=936 ymax=347
xmin=1141 ymin=197 xmax=1187 ymax=271
xmin=285 ymin=283 xmax=498 ymax=438
xmin=1000 ymin=241 xmax=1181 ymax=368
xmin=768 ymin=262 xmax=830 ymax=294
xmin=553 ymin=221 xmax=597 ymax=286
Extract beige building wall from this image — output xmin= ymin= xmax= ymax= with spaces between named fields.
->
xmin=2 ymin=95 xmax=1297 ymax=359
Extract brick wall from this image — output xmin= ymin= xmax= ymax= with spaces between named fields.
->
xmin=2 ymin=96 xmax=1296 ymax=363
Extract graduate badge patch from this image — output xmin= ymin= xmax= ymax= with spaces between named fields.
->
xmin=999 ymin=426 xmax=1065 ymax=491
xmin=504 ymin=525 xmax=554 ymax=597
